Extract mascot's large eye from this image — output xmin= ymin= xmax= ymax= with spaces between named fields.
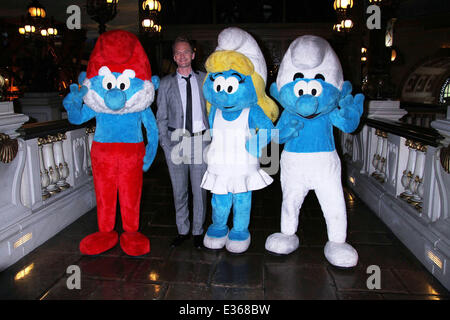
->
xmin=102 ymin=74 xmax=116 ymax=90
xmin=307 ymin=80 xmax=323 ymax=97
xmin=293 ymin=80 xmax=308 ymax=97
xmin=116 ymin=74 xmax=131 ymax=91
xmin=213 ymin=76 xmax=226 ymax=93
xmin=224 ymin=77 xmax=239 ymax=94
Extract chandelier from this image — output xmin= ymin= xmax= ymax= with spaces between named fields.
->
xmin=140 ymin=0 xmax=162 ymax=34
xmin=18 ymin=0 xmax=59 ymax=39
xmin=86 ymin=0 xmax=119 ymax=34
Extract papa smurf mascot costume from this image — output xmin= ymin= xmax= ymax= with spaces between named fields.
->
xmin=265 ymin=35 xmax=364 ymax=268
xmin=200 ymin=27 xmax=282 ymax=254
xmin=63 ymin=30 xmax=159 ymax=256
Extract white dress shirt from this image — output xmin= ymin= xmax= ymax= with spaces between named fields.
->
xmin=177 ymin=71 xmax=206 ymax=133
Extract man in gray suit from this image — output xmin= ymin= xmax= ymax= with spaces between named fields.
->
xmin=156 ymin=36 xmax=209 ymax=249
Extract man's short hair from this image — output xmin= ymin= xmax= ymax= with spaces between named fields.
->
xmin=173 ymin=35 xmax=195 ymax=53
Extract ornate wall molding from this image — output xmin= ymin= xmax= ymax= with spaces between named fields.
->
xmin=439 ymin=144 xmax=450 ymax=174
xmin=0 ymin=133 xmax=18 ymax=164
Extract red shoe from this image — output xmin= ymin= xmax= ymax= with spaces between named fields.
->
xmin=80 ymin=231 xmax=119 ymax=255
xmin=120 ymin=232 xmax=150 ymax=256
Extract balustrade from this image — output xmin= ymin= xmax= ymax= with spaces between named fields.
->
xmin=0 ymin=110 xmax=96 ymax=272
xmin=338 ymin=103 xmax=450 ymax=290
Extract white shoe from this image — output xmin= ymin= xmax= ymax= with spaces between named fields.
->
xmin=225 ymin=235 xmax=251 ymax=254
xmin=265 ymin=232 xmax=299 ymax=255
xmin=203 ymin=233 xmax=228 ymax=250
xmin=324 ymin=241 xmax=358 ymax=268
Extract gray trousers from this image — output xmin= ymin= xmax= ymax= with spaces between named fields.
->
xmin=163 ymin=134 xmax=209 ymax=236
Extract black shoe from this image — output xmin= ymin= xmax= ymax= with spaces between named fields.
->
xmin=170 ymin=234 xmax=190 ymax=247
xmin=193 ymin=235 xmax=203 ymax=249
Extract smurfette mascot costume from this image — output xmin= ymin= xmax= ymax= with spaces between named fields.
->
xmin=265 ymin=35 xmax=364 ymax=268
xmin=201 ymin=27 xmax=280 ymax=254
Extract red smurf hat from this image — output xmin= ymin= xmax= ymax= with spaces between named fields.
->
xmin=86 ymin=30 xmax=152 ymax=81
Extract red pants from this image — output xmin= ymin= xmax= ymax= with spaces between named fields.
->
xmin=91 ymin=141 xmax=145 ymax=233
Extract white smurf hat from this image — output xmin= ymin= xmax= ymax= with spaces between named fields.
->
xmin=216 ymin=27 xmax=267 ymax=84
xmin=276 ymin=35 xmax=344 ymax=91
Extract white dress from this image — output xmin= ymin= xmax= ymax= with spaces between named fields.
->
xmin=200 ymin=107 xmax=273 ymax=195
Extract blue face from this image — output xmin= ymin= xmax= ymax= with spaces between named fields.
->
xmin=278 ymin=76 xmax=340 ymax=120
xmin=90 ymin=72 xmax=145 ymax=111
xmin=203 ymin=69 xmax=257 ymax=112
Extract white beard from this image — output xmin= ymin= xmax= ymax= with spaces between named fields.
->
xmin=82 ymin=78 xmax=155 ymax=114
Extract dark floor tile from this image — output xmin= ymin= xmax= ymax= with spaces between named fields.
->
xmin=328 ymin=266 xmax=407 ymax=294
xmin=78 ymin=256 xmax=141 ymax=281
xmin=131 ymin=258 xmax=212 ymax=286
xmin=87 ymin=280 xmax=166 ymax=300
xmin=355 ymin=244 xmax=424 ymax=270
xmin=337 ymin=291 xmax=383 ymax=300
xmin=97 ymin=245 xmax=126 ymax=258
xmin=298 ymin=220 xmax=329 ymax=246
xmin=169 ymin=243 xmax=221 ymax=264
xmin=264 ymin=246 xmax=328 ymax=266
xmin=129 ymin=258 xmax=166 ymax=284
xmin=164 ymin=284 xmax=213 ymax=300
xmin=145 ymin=237 xmax=175 ymax=259
xmin=249 ymin=217 xmax=281 ymax=232
xmin=40 ymin=276 xmax=100 ymax=300
xmin=347 ymin=211 xmax=391 ymax=233
xmin=392 ymin=268 xmax=450 ymax=296
xmin=212 ymin=253 xmax=264 ymax=288
xmin=0 ymin=251 xmax=81 ymax=299
xmin=265 ymin=264 xmax=337 ymax=300
xmin=143 ymin=225 xmax=179 ymax=238
xmin=62 ymin=210 xmax=99 ymax=237
xmin=149 ymin=210 xmax=177 ymax=226
xmin=382 ymin=293 xmax=447 ymax=300
xmin=160 ymin=260 xmax=212 ymax=285
xmin=245 ymin=230 xmax=271 ymax=254
xmin=210 ymin=285 xmax=265 ymax=300
xmin=37 ymin=232 xmax=84 ymax=254
xmin=347 ymin=231 xmax=395 ymax=245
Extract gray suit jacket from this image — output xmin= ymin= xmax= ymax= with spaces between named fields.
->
xmin=156 ymin=70 xmax=209 ymax=149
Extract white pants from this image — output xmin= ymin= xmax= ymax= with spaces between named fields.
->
xmin=280 ymin=150 xmax=347 ymax=243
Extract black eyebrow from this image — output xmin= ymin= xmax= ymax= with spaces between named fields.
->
xmin=293 ymin=72 xmax=304 ymax=80
xmin=231 ymin=73 xmax=245 ymax=83
xmin=209 ymin=72 xmax=223 ymax=81
xmin=315 ymin=74 xmax=325 ymax=81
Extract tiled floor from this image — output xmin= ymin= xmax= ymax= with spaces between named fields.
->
xmin=0 ymin=150 xmax=449 ymax=300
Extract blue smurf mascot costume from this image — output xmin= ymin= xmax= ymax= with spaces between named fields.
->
xmin=265 ymin=35 xmax=364 ymax=268
xmin=201 ymin=27 xmax=280 ymax=254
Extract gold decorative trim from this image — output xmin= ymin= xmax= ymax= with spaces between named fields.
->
xmin=0 ymin=133 xmax=19 ymax=164
xmin=86 ymin=126 xmax=96 ymax=134
xmin=56 ymin=133 xmax=66 ymax=141
xmin=440 ymin=145 xmax=450 ymax=174
xmin=375 ymin=129 xmax=388 ymax=138
xmin=405 ymin=139 xmax=428 ymax=152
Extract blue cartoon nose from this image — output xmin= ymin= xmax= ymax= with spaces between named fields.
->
xmin=104 ymin=89 xmax=126 ymax=111
xmin=296 ymin=95 xmax=318 ymax=117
